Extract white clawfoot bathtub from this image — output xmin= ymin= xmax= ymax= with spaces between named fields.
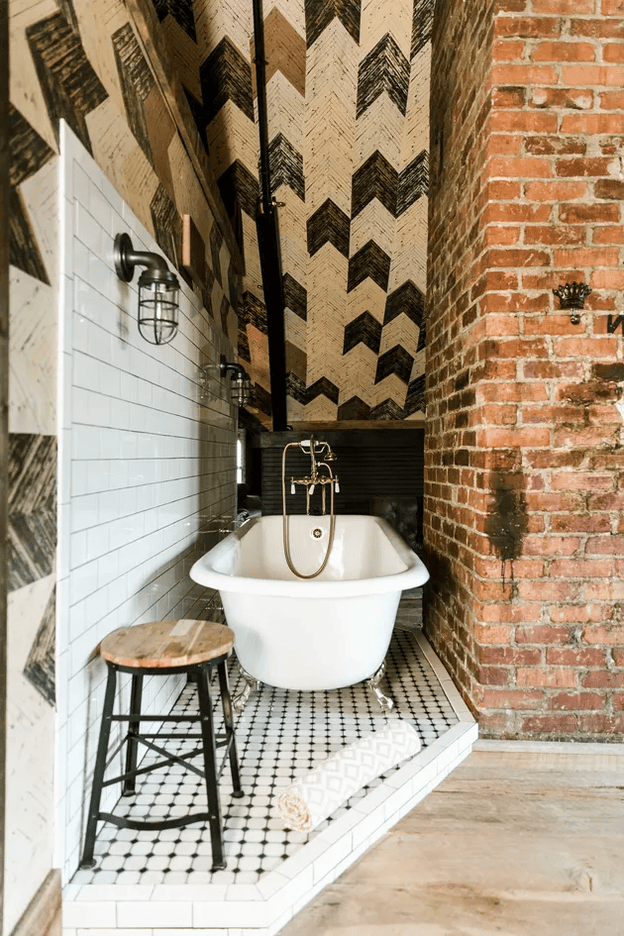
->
xmin=190 ymin=514 xmax=429 ymax=691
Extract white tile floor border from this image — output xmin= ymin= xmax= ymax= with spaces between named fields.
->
xmin=62 ymin=630 xmax=478 ymax=935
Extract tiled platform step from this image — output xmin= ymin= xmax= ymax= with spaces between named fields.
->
xmin=63 ymin=630 xmax=477 ymax=935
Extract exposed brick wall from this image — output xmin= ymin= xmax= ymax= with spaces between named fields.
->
xmin=425 ymin=0 xmax=624 ymax=740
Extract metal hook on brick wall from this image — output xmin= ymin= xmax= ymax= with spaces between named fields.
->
xmin=552 ymin=282 xmax=592 ymax=325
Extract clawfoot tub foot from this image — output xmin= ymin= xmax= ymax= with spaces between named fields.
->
xmin=232 ymin=661 xmax=260 ymax=713
xmin=366 ymin=662 xmax=394 ymax=712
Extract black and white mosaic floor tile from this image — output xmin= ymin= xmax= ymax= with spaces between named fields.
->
xmin=71 ymin=625 xmax=458 ymax=888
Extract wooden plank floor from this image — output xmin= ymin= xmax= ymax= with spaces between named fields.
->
xmin=279 ymin=741 xmax=624 ymax=936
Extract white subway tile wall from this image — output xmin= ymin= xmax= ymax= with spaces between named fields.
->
xmin=57 ymin=122 xmax=238 ymax=881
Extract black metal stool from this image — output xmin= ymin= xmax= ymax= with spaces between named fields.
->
xmin=79 ymin=620 xmax=244 ymax=871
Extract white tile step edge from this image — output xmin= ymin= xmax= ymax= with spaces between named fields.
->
xmin=62 ymin=632 xmax=478 ymax=935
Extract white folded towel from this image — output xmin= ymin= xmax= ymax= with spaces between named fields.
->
xmin=277 ymin=720 xmax=421 ymax=833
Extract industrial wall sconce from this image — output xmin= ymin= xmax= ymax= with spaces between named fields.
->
xmin=220 ymin=355 xmax=252 ymax=407
xmin=114 ymin=232 xmax=180 ymax=345
xmin=553 ymin=281 xmax=591 ymax=325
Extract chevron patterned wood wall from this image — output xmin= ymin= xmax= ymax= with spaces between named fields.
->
xmin=162 ymin=0 xmax=434 ymax=426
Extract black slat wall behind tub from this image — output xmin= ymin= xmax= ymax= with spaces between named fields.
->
xmin=248 ymin=429 xmax=425 ymax=551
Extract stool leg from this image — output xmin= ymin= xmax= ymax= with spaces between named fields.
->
xmin=217 ymin=661 xmax=244 ymax=798
xmin=195 ymin=664 xmax=226 ymax=871
xmin=122 ymin=672 xmax=143 ymax=796
xmin=80 ymin=664 xmax=117 ymax=869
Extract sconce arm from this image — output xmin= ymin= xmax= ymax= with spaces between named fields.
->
xmin=220 ymin=356 xmax=250 ymax=381
xmin=114 ymin=232 xmax=176 ymax=286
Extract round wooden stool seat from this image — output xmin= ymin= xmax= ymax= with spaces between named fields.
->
xmin=100 ymin=620 xmax=235 ymax=670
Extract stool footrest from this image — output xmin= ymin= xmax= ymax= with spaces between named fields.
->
xmin=98 ymin=810 xmax=217 ymax=833
xmin=102 ymin=732 xmax=234 ymax=788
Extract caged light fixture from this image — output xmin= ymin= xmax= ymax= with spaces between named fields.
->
xmin=220 ymin=355 xmax=252 ymax=407
xmin=114 ymin=232 xmax=180 ymax=345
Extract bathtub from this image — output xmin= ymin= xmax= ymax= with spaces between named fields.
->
xmin=190 ymin=514 xmax=429 ymax=691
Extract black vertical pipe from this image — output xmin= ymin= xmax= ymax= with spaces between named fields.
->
xmin=252 ymin=0 xmax=288 ymax=430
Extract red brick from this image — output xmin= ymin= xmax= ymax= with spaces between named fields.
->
xmin=556 ymin=158 xmax=612 ymax=177
xmin=577 ymin=713 xmax=624 ymax=734
xmin=493 ymin=38 xmax=526 ymax=61
xmin=525 ymin=136 xmax=587 ymax=156
xmin=602 ymin=0 xmax=624 ymax=14
xmin=553 ymin=247 xmax=619 ymax=267
xmin=530 ymin=87 xmax=594 ymax=109
xmin=492 ymin=64 xmax=558 ymax=85
xmin=522 ymin=271 xmax=585 ymax=291
xmin=524 ymin=225 xmax=585 ymax=245
xmin=477 ymin=427 xmax=551 ymax=448
xmin=591 ymin=269 xmax=624 ymax=288
xmin=547 ymin=647 xmax=606 ymax=666
xmin=561 ymin=114 xmax=624 ymax=134
xmin=554 ymin=337 xmax=618 ymax=358
xmin=480 ymin=646 xmax=542 ymax=665
xmin=551 ymin=605 xmax=609 ymax=624
xmin=479 ymin=689 xmax=544 ymax=710
xmin=593 ymin=225 xmax=624 ymax=244
xmin=531 ymin=41 xmax=596 ymax=62
xmin=478 ymin=382 xmax=549 ymax=402
xmin=487 ymin=134 xmax=523 ymax=156
xmin=582 ymin=625 xmax=624 ymax=645
xmin=551 ymin=473 xmax=614 ymax=491
xmin=550 ymin=558 xmax=612 ymax=577
xmin=559 ymin=203 xmax=620 ymax=223
xmin=614 ymin=692 xmax=624 ymax=711
xmin=480 ymin=292 xmax=551 ymax=313
xmin=571 ymin=17 xmax=624 ymax=39
xmin=582 ymin=670 xmax=624 ymax=688
xmin=550 ymin=691 xmax=605 ymax=710
xmin=477 ymin=603 xmax=542 ymax=624
xmin=495 ymin=17 xmax=562 ymax=38
xmin=516 ymin=625 xmax=571 ymax=645
xmin=586 ymin=535 xmax=624 ymax=555
xmin=517 ymin=667 xmax=577 ymax=688
xmin=490 ymin=112 xmax=558 ymax=133
xmin=484 ymin=248 xmax=551 ymax=268
xmin=486 ymin=180 xmax=523 ymax=201
xmin=525 ymin=492 xmax=584 ymax=512
xmin=595 ymin=179 xmax=624 ymax=199
xmin=533 ymin=0 xmax=594 ymax=11
xmin=522 ymin=403 xmax=580 ymax=423
xmin=473 ymin=624 xmax=514 ymax=645
xmin=483 ymin=226 xmax=521 ymax=246
xmin=495 ymin=0 xmax=528 ymax=11
xmin=550 ymin=514 xmax=612 ymax=533
xmin=492 ymin=86 xmax=527 ymax=108
xmin=604 ymin=42 xmax=624 ymax=61
xmin=584 ymin=581 xmax=624 ymax=600
xmin=489 ymin=156 xmax=554 ymax=178
xmin=561 ymin=65 xmax=624 ymax=87
xmin=598 ymin=90 xmax=624 ymax=109
xmin=524 ymin=181 xmax=588 ymax=201
xmin=481 ymin=337 xmax=548 ymax=358
xmin=517 ymin=580 xmax=580 ymax=601
xmin=554 ymin=426 xmax=619 ymax=447
xmin=519 ymin=714 xmax=578 ymax=734
xmin=523 ymin=315 xmax=585 ymax=335
xmin=479 ymin=666 xmax=513 ymax=685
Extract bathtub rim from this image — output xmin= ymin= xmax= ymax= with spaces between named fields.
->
xmin=190 ymin=514 xmax=430 ymax=597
